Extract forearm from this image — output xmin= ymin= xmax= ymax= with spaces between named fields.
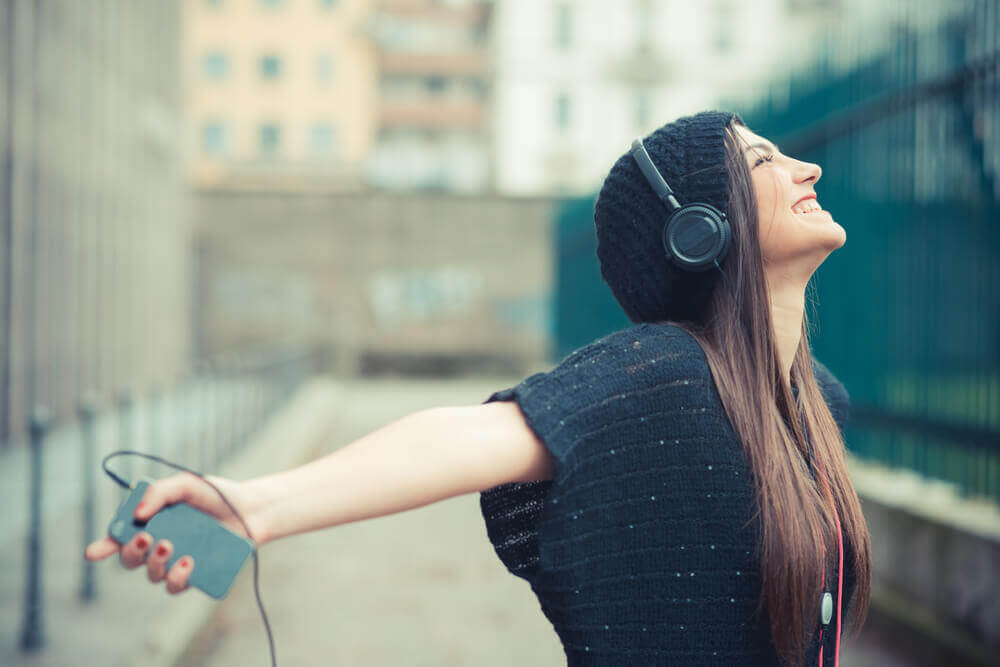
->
xmin=245 ymin=407 xmax=487 ymax=545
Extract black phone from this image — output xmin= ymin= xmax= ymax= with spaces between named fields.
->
xmin=107 ymin=478 xmax=255 ymax=599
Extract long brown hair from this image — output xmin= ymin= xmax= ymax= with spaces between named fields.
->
xmin=659 ymin=118 xmax=870 ymax=666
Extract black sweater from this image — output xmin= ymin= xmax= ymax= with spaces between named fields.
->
xmin=479 ymin=322 xmax=855 ymax=666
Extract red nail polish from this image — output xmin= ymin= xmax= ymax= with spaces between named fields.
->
xmin=156 ymin=544 xmax=168 ymax=556
xmin=180 ymin=558 xmax=190 ymax=568
xmin=136 ymin=536 xmax=148 ymax=549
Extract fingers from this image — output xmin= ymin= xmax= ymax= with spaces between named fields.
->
xmin=147 ymin=539 xmax=173 ymax=583
xmin=120 ymin=532 xmax=152 ymax=569
xmin=134 ymin=472 xmax=200 ymax=521
xmin=165 ymin=556 xmax=193 ymax=595
xmin=84 ymin=536 xmax=121 ymax=562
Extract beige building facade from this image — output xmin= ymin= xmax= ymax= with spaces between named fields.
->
xmin=183 ymin=0 xmax=378 ymax=190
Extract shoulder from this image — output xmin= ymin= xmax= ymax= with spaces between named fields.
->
xmin=481 ymin=323 xmax=708 ymax=463
xmin=520 ymin=322 xmax=708 ymax=395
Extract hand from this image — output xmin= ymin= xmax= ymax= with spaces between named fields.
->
xmin=83 ymin=472 xmax=263 ymax=594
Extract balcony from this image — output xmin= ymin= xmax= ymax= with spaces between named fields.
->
xmin=379 ymin=50 xmax=488 ymax=76
xmin=379 ymin=98 xmax=485 ymax=129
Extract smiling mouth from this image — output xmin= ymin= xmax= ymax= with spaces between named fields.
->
xmin=791 ymin=200 xmax=825 ymax=215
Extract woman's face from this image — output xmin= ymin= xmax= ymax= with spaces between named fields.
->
xmin=732 ymin=124 xmax=846 ymax=272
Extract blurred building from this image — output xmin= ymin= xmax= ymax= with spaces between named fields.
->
xmin=365 ymin=0 xmax=493 ymax=193
xmin=489 ymin=0 xmax=970 ymax=196
xmin=182 ymin=0 xmax=378 ymax=191
xmin=491 ymin=0 xmax=793 ymax=195
xmin=0 ymin=0 xmax=189 ymax=445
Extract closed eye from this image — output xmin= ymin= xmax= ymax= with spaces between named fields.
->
xmin=753 ymin=153 xmax=775 ymax=168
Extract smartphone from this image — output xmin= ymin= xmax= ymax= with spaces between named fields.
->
xmin=107 ymin=478 xmax=255 ymax=599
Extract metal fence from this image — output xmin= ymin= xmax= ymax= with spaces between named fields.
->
xmin=737 ymin=0 xmax=999 ymax=504
xmin=8 ymin=343 xmax=317 ymax=653
xmin=554 ymin=1 xmax=999 ymax=504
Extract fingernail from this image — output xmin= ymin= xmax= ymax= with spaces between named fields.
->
xmin=180 ymin=558 xmax=190 ymax=568
xmin=136 ymin=535 xmax=148 ymax=549
xmin=156 ymin=544 xmax=168 ymax=557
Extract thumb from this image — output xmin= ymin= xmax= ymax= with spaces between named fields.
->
xmin=134 ymin=472 xmax=200 ymax=520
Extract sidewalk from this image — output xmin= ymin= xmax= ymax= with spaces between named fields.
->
xmin=170 ymin=377 xmax=566 ymax=667
xmin=0 ymin=377 xmax=347 ymax=667
xmin=3 ymin=375 xmax=977 ymax=666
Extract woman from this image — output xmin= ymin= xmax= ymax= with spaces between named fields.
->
xmin=86 ymin=110 xmax=871 ymax=666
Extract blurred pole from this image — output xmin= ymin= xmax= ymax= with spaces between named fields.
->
xmin=208 ymin=360 xmax=219 ymax=471
xmin=231 ymin=352 xmax=244 ymax=456
xmin=20 ymin=406 xmax=52 ymax=652
xmin=116 ymin=389 xmax=134 ymax=481
xmin=178 ymin=371 xmax=192 ymax=465
xmin=78 ymin=393 xmax=99 ymax=602
xmin=147 ymin=384 xmax=160 ymax=478
xmin=0 ymin=0 xmax=16 ymax=444
xmin=195 ymin=361 xmax=209 ymax=472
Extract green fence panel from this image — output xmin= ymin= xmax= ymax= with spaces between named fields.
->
xmin=554 ymin=1 xmax=999 ymax=504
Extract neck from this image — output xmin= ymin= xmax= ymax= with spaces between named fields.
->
xmin=767 ymin=279 xmax=806 ymax=388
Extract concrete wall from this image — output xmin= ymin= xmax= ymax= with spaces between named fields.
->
xmin=852 ymin=459 xmax=1000 ymax=662
xmin=194 ymin=191 xmax=557 ymax=377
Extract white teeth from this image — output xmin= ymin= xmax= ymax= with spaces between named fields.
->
xmin=792 ymin=200 xmax=821 ymax=214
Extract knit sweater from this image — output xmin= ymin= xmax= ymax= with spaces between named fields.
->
xmin=479 ymin=322 xmax=855 ymax=666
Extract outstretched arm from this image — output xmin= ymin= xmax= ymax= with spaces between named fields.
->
xmin=248 ymin=401 xmax=554 ymax=544
xmin=85 ymin=398 xmax=555 ymax=581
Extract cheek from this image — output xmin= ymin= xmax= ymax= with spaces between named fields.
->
xmin=752 ymin=178 xmax=780 ymax=240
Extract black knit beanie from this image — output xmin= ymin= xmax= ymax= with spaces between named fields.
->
xmin=595 ymin=109 xmax=743 ymax=324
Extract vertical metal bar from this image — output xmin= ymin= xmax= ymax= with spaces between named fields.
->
xmin=78 ymin=393 xmax=99 ymax=601
xmin=20 ymin=405 xmax=52 ymax=651
xmin=147 ymin=384 xmax=160 ymax=477
xmin=116 ymin=389 xmax=134 ymax=483
xmin=0 ymin=0 xmax=16 ymax=446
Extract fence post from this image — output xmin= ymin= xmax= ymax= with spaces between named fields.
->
xmin=116 ymin=390 xmax=134 ymax=482
xmin=20 ymin=406 xmax=53 ymax=652
xmin=147 ymin=384 xmax=161 ymax=478
xmin=78 ymin=393 xmax=99 ymax=602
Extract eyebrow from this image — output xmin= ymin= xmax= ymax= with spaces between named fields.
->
xmin=743 ymin=141 xmax=780 ymax=154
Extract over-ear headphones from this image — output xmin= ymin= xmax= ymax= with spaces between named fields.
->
xmin=629 ymin=137 xmax=732 ymax=273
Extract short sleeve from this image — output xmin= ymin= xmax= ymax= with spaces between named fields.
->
xmin=811 ymin=357 xmax=850 ymax=433
xmin=477 ymin=336 xmax=622 ymax=581
xmin=481 ymin=336 xmax=623 ymax=465
xmin=477 ymin=323 xmax=708 ymax=582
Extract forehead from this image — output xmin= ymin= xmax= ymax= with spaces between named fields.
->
xmin=733 ymin=124 xmax=776 ymax=152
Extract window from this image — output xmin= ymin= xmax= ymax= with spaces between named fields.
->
xmin=315 ymin=54 xmax=334 ymax=84
xmin=202 ymin=51 xmax=229 ymax=80
xmin=555 ymin=92 xmax=571 ymax=131
xmin=309 ymin=124 xmax=337 ymax=156
xmin=714 ymin=2 xmax=734 ymax=53
xmin=635 ymin=91 xmax=650 ymax=130
xmin=426 ymin=76 xmax=446 ymax=94
xmin=202 ymin=121 xmax=229 ymax=155
xmin=554 ymin=3 xmax=572 ymax=50
xmin=259 ymin=123 xmax=282 ymax=155
xmin=259 ymin=54 xmax=282 ymax=80
xmin=636 ymin=0 xmax=653 ymax=52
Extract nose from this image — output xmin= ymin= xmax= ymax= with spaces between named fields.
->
xmin=796 ymin=158 xmax=821 ymax=184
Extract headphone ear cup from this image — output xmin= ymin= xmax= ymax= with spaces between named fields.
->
xmin=662 ymin=204 xmax=731 ymax=271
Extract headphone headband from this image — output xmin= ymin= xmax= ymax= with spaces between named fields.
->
xmin=630 ymin=138 xmax=682 ymax=213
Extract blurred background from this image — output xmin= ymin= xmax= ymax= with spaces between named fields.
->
xmin=1 ymin=0 xmax=997 ymax=665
